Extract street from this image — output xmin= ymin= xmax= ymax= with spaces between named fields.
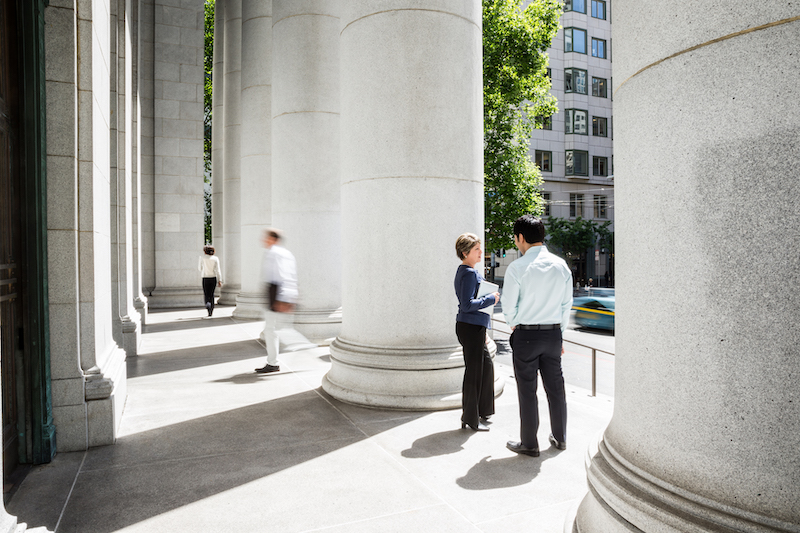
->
xmin=491 ymin=311 xmax=616 ymax=398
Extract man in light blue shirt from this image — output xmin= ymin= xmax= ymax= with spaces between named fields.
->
xmin=503 ymin=215 xmax=573 ymax=457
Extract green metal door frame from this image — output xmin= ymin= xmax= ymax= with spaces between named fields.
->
xmin=16 ymin=0 xmax=55 ymax=464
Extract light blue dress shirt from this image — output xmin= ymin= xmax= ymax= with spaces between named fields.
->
xmin=502 ymin=245 xmax=573 ymax=332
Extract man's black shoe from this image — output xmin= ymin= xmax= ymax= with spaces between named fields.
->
xmin=255 ymin=364 xmax=280 ymax=374
xmin=549 ymin=434 xmax=567 ymax=450
xmin=506 ymin=441 xmax=540 ymax=457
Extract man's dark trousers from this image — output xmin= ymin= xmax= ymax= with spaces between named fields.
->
xmin=510 ymin=328 xmax=567 ymax=448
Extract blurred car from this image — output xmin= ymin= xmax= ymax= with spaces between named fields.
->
xmin=572 ymin=295 xmax=615 ymax=330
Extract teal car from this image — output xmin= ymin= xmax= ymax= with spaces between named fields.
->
xmin=572 ymin=296 xmax=615 ymax=330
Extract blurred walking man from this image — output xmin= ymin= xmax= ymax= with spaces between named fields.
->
xmin=502 ymin=215 xmax=573 ymax=456
xmin=255 ymin=229 xmax=315 ymax=373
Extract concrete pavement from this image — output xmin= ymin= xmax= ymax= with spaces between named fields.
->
xmin=8 ymin=307 xmax=613 ymax=533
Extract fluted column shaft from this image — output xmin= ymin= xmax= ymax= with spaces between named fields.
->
xmin=575 ymin=2 xmax=800 ymax=531
xmin=322 ymin=1 xmax=495 ymax=408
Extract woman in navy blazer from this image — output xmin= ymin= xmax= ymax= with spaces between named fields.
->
xmin=454 ymin=233 xmax=500 ymax=431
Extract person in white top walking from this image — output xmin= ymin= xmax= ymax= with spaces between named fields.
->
xmin=502 ymin=215 xmax=573 ymax=457
xmin=199 ymin=246 xmax=223 ymax=316
xmin=255 ymin=229 xmax=315 ymax=374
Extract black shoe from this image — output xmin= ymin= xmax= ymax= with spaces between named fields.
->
xmin=461 ymin=421 xmax=490 ymax=432
xmin=479 ymin=415 xmax=493 ymax=424
xmin=506 ymin=441 xmax=540 ymax=457
xmin=255 ymin=364 xmax=280 ymax=374
xmin=206 ymin=303 xmax=212 ymax=316
xmin=549 ymin=434 xmax=567 ymax=450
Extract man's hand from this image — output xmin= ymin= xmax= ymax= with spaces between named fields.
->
xmin=273 ymin=301 xmax=295 ymax=313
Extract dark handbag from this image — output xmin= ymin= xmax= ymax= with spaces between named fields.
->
xmin=267 ymin=283 xmax=279 ymax=311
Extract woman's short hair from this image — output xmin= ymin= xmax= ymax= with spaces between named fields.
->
xmin=455 ymin=233 xmax=481 ymax=260
xmin=203 ymin=245 xmax=215 ymax=255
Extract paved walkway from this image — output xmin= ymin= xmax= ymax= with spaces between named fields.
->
xmin=8 ymin=307 xmax=613 ymax=533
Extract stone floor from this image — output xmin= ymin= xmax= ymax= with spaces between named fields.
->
xmin=7 ymin=307 xmax=613 ymax=533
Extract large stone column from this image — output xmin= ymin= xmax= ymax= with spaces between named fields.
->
xmin=575 ymin=4 xmax=800 ymax=531
xmin=233 ymin=0 xmax=272 ymax=319
xmin=323 ymin=1 xmax=498 ymax=409
xmin=270 ymin=0 xmax=341 ymax=341
xmin=219 ymin=0 xmax=242 ymax=305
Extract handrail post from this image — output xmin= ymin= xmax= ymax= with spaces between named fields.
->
xmin=591 ymin=348 xmax=597 ymax=397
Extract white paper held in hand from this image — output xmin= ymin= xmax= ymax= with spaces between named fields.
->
xmin=477 ymin=280 xmax=499 ymax=315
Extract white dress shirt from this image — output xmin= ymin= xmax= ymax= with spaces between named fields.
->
xmin=502 ymin=245 xmax=573 ymax=332
xmin=261 ymin=244 xmax=299 ymax=304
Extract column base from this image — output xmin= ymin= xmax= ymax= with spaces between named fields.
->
xmin=322 ymin=336 xmax=503 ymax=410
xmin=293 ymin=307 xmax=342 ymax=345
xmin=232 ymin=291 xmax=267 ymax=320
xmin=575 ymin=433 xmax=797 ymax=533
xmin=133 ymin=295 xmax=148 ymax=325
xmin=147 ymin=287 xmax=205 ymax=308
xmin=121 ymin=315 xmax=140 ymax=356
xmin=218 ymin=284 xmax=240 ymax=305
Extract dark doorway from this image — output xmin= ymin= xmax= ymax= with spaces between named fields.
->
xmin=0 ymin=0 xmax=23 ymax=482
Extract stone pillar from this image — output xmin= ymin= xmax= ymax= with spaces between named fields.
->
xmin=574 ymin=4 xmax=800 ymax=531
xmin=219 ymin=0 xmax=242 ymax=305
xmin=147 ymin=0 xmax=205 ymax=308
xmin=233 ymin=0 xmax=272 ymax=319
xmin=323 ymin=1 xmax=497 ymax=408
xmin=211 ymin=0 xmax=224 ymax=262
xmin=131 ymin=0 xmax=148 ymax=325
xmin=271 ymin=0 xmax=341 ymax=342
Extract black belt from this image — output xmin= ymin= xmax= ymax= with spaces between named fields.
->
xmin=517 ymin=324 xmax=560 ymax=330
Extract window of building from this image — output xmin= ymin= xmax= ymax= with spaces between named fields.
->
xmin=593 ymin=156 xmax=608 ymax=176
xmin=592 ymin=38 xmax=607 ymax=59
xmin=535 ymin=150 xmax=552 ymax=172
xmin=566 ymin=150 xmax=589 ymax=176
xmin=592 ymin=77 xmax=607 ymax=98
xmin=591 ymin=0 xmax=606 ymax=19
xmin=536 ymin=115 xmax=552 ymax=130
xmin=565 ymin=68 xmax=588 ymax=94
xmin=564 ymin=0 xmax=586 ymax=13
xmin=565 ymin=109 xmax=588 ymax=135
xmin=594 ymin=195 xmax=607 ymax=218
xmin=546 ymin=68 xmax=552 ymax=79
xmin=543 ymin=192 xmax=551 ymax=217
xmin=592 ymin=116 xmax=607 ymax=137
xmin=565 ymin=28 xmax=587 ymax=54
xmin=570 ymin=193 xmax=584 ymax=217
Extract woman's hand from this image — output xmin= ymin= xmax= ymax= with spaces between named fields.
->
xmin=218 ymin=281 xmax=222 ymax=287
xmin=492 ymin=291 xmax=500 ymax=303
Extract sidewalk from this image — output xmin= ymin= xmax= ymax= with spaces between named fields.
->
xmin=7 ymin=307 xmax=613 ymax=533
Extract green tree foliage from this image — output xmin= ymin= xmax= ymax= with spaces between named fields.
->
xmin=546 ymin=216 xmax=612 ymax=266
xmin=203 ymin=0 xmax=214 ymax=244
xmin=483 ymin=0 xmax=561 ymax=251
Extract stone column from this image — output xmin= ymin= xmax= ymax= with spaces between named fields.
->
xmin=323 ymin=1 xmax=497 ymax=409
xmin=219 ymin=0 xmax=242 ymax=305
xmin=211 ymin=0 xmax=225 ymax=260
xmin=574 ymin=4 xmax=800 ymax=531
xmin=270 ymin=0 xmax=341 ymax=341
xmin=233 ymin=0 xmax=272 ymax=319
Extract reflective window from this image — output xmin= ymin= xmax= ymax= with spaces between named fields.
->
xmin=535 ymin=150 xmax=552 ymax=172
xmin=543 ymin=192 xmax=551 ymax=217
xmin=592 ymin=116 xmax=607 ymax=137
xmin=594 ymin=195 xmax=608 ymax=218
xmin=565 ymin=28 xmax=587 ymax=54
xmin=565 ymin=109 xmax=588 ymax=135
xmin=593 ymin=156 xmax=608 ymax=176
xmin=591 ymin=0 xmax=606 ymax=19
xmin=592 ymin=38 xmax=607 ymax=59
xmin=566 ymin=151 xmax=589 ymax=177
xmin=565 ymin=68 xmax=588 ymax=94
xmin=565 ymin=0 xmax=586 ymax=13
xmin=592 ymin=77 xmax=607 ymax=98
xmin=569 ymin=193 xmax=585 ymax=216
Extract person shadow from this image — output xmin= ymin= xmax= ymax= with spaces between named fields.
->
xmin=401 ymin=429 xmax=472 ymax=458
xmin=457 ymin=454 xmax=546 ymax=490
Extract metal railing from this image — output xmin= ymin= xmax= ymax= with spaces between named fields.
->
xmin=492 ymin=317 xmax=614 ymax=397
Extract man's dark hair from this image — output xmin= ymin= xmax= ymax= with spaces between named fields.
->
xmin=513 ymin=214 xmax=546 ymax=244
